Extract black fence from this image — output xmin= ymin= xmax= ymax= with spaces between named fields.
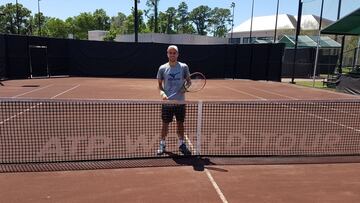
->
xmin=0 ymin=34 xmax=285 ymax=81
xmin=0 ymin=35 xmax=7 ymax=79
xmin=282 ymin=47 xmax=339 ymax=78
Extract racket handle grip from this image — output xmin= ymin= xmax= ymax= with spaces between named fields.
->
xmin=167 ymin=92 xmax=177 ymax=99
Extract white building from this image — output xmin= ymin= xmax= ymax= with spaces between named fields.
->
xmin=228 ymin=14 xmax=333 ymax=44
xmin=115 ymin=33 xmax=227 ymax=44
xmin=88 ymin=30 xmax=109 ymax=41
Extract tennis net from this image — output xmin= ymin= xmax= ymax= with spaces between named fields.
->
xmin=1 ymin=98 xmax=360 ymax=164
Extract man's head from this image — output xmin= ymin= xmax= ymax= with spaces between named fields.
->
xmin=167 ymin=45 xmax=179 ymax=63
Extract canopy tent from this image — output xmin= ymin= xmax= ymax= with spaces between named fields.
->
xmin=321 ymin=8 xmax=360 ymax=95
xmin=278 ymin=35 xmax=341 ymax=48
xmin=321 ymin=8 xmax=360 ymax=36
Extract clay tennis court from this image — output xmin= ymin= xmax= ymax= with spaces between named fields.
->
xmin=0 ymin=77 xmax=358 ymax=100
xmin=1 ymin=77 xmax=360 ymax=202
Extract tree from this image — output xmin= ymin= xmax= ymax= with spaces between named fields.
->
xmin=68 ymin=10 xmax=110 ymax=40
xmin=93 ymin=9 xmax=110 ymax=30
xmin=73 ymin=12 xmax=95 ymax=39
xmin=124 ymin=9 xmax=147 ymax=34
xmin=104 ymin=12 xmax=127 ymax=41
xmin=103 ymin=27 xmax=118 ymax=41
xmin=110 ymin=12 xmax=127 ymax=33
xmin=44 ymin=18 xmax=69 ymax=38
xmin=208 ymin=7 xmax=231 ymax=37
xmin=33 ymin=12 xmax=47 ymax=36
xmin=189 ymin=5 xmax=212 ymax=35
xmin=158 ymin=7 xmax=177 ymax=34
xmin=145 ymin=0 xmax=160 ymax=33
xmin=65 ymin=17 xmax=76 ymax=38
xmin=176 ymin=2 xmax=195 ymax=34
xmin=0 ymin=3 xmax=31 ymax=34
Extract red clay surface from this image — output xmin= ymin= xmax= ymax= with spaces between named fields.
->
xmin=1 ymin=164 xmax=360 ymax=203
xmin=1 ymin=77 xmax=360 ymax=202
xmin=0 ymin=77 xmax=358 ymax=100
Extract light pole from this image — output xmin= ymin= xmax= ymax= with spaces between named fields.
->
xmin=134 ymin=0 xmax=139 ymax=43
xmin=273 ymin=0 xmax=280 ymax=43
xmin=38 ymin=0 xmax=41 ymax=36
xmin=230 ymin=2 xmax=235 ymax=44
xmin=249 ymin=0 xmax=255 ymax=44
xmin=291 ymin=0 xmax=303 ymax=84
xmin=312 ymin=0 xmax=325 ymax=87
xmin=16 ymin=0 xmax=20 ymax=34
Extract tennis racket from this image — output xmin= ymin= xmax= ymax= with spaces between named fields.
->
xmin=167 ymin=72 xmax=206 ymax=99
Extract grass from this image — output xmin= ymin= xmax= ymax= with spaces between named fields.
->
xmin=295 ymin=80 xmax=336 ymax=90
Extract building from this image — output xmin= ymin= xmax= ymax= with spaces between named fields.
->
xmin=115 ymin=33 xmax=227 ymax=44
xmin=88 ymin=30 xmax=109 ymax=41
xmin=228 ymin=14 xmax=334 ymax=44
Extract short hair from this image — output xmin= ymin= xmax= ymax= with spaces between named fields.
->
xmin=167 ymin=45 xmax=179 ymax=53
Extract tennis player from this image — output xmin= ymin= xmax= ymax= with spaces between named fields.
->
xmin=156 ymin=45 xmax=191 ymax=156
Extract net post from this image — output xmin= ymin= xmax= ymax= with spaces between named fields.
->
xmin=196 ymin=100 xmax=203 ymax=156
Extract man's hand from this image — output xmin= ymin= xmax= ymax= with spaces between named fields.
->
xmin=160 ymin=91 xmax=168 ymax=100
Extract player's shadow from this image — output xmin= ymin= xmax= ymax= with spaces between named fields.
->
xmin=164 ymin=151 xmax=228 ymax=172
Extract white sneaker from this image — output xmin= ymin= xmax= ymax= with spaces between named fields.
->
xmin=157 ymin=143 xmax=166 ymax=155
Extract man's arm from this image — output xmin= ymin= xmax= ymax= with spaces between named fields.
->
xmin=158 ymin=79 xmax=168 ymax=100
xmin=184 ymin=65 xmax=191 ymax=87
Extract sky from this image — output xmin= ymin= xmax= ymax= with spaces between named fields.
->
xmin=1 ymin=0 xmax=359 ymax=27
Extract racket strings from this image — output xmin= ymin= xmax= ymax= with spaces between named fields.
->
xmin=186 ymin=78 xmax=205 ymax=92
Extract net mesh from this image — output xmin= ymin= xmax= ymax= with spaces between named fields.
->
xmin=1 ymin=99 xmax=360 ymax=164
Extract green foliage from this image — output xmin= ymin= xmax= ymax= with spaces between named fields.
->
xmin=103 ymin=27 xmax=118 ymax=41
xmin=145 ymin=0 xmax=160 ymax=32
xmin=44 ymin=18 xmax=69 ymax=38
xmin=124 ymin=9 xmax=146 ymax=34
xmin=0 ymin=3 xmax=32 ymax=34
xmin=189 ymin=5 xmax=212 ymax=35
xmin=208 ymin=7 xmax=231 ymax=37
xmin=0 ymin=1 xmax=234 ymax=39
xmin=158 ymin=7 xmax=177 ymax=34
xmin=110 ymin=12 xmax=127 ymax=34
xmin=32 ymin=12 xmax=47 ymax=36
xmin=93 ymin=9 xmax=111 ymax=30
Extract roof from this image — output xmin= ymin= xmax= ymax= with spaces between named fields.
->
xmin=294 ymin=15 xmax=333 ymax=30
xmin=309 ymin=36 xmax=341 ymax=47
xmin=232 ymin=14 xmax=333 ymax=33
xmin=278 ymin=35 xmax=341 ymax=48
xmin=321 ymin=8 xmax=360 ymax=36
xmin=254 ymin=39 xmax=274 ymax=44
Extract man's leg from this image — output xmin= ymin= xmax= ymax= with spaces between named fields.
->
xmin=175 ymin=105 xmax=191 ymax=156
xmin=158 ymin=104 xmax=172 ymax=155
xmin=162 ymin=122 xmax=169 ymax=140
xmin=157 ymin=122 xmax=169 ymax=155
xmin=176 ymin=121 xmax=184 ymax=141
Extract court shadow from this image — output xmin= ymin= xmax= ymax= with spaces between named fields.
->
xmin=164 ymin=152 xmax=228 ymax=172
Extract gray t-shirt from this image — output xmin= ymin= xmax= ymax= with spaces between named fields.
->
xmin=157 ymin=62 xmax=190 ymax=101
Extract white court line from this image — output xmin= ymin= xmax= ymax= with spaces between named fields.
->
xmin=247 ymin=86 xmax=298 ymax=100
xmin=50 ymin=84 xmax=80 ymax=99
xmin=12 ymin=84 xmax=54 ymax=98
xmin=227 ymin=85 xmax=360 ymax=130
xmin=1 ymin=84 xmax=80 ymax=125
xmin=219 ymin=85 xmax=267 ymax=100
xmin=205 ymin=169 xmax=229 ymax=203
xmin=0 ymin=103 xmax=42 ymax=125
xmin=284 ymin=82 xmax=360 ymax=98
xmin=184 ymin=135 xmax=228 ymax=203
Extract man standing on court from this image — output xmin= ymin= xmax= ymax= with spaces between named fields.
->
xmin=156 ymin=45 xmax=191 ymax=156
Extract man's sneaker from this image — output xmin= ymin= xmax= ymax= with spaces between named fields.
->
xmin=179 ymin=143 xmax=191 ymax=156
xmin=157 ymin=143 xmax=166 ymax=155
